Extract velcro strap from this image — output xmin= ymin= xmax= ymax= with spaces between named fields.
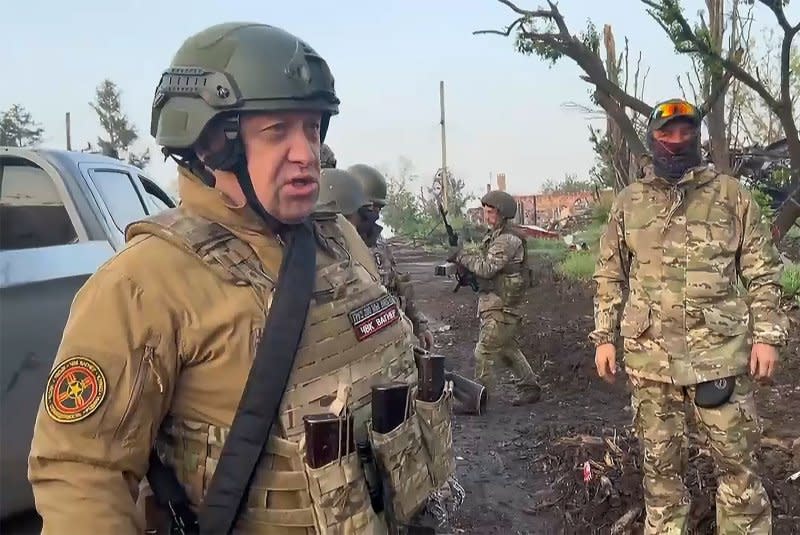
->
xmin=251 ymin=469 xmax=309 ymax=491
xmin=235 ymin=506 xmax=316 ymax=528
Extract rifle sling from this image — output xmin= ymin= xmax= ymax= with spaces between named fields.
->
xmin=197 ymin=221 xmax=317 ymax=534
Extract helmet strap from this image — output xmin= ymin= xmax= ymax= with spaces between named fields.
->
xmin=233 ymin=158 xmax=287 ymax=234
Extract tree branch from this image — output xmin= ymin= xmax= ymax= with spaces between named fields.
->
xmin=698 ymin=67 xmax=736 ymax=117
xmin=642 ymin=0 xmax=784 ymax=115
xmin=478 ymin=0 xmax=654 ymax=117
xmin=474 ymin=16 xmax=526 ymax=36
xmin=757 ymin=0 xmax=797 ymax=35
xmin=594 ymin=89 xmax=648 ymax=159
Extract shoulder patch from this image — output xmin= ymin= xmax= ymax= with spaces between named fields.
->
xmin=45 ymin=357 xmax=107 ymax=423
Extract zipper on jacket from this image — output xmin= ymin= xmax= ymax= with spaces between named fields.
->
xmin=114 ymin=347 xmax=158 ymax=438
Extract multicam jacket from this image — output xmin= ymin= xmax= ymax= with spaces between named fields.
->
xmin=455 ymin=222 xmax=528 ymax=315
xmin=372 ymin=237 xmax=430 ymax=336
xmin=590 ymin=164 xmax=789 ymax=385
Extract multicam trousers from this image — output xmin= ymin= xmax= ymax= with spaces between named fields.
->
xmin=630 ymin=374 xmax=771 ymax=535
xmin=474 ymin=310 xmax=538 ymax=391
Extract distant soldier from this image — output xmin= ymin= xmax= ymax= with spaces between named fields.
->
xmin=320 ymin=143 xmax=337 ymax=169
xmin=349 ymin=163 xmax=435 ymax=350
xmin=450 ymin=190 xmax=541 ymax=406
xmin=591 ymin=98 xmax=789 ymax=534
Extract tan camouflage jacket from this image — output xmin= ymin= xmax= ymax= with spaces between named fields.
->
xmin=455 ymin=222 xmax=526 ymax=315
xmin=373 ymin=237 xmax=429 ymax=335
xmin=591 ymin=165 xmax=789 ymax=385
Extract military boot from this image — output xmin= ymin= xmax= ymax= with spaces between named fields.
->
xmin=511 ymin=382 xmax=541 ymax=406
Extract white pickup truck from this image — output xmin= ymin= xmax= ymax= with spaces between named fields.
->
xmin=0 ymin=146 xmax=176 ymax=521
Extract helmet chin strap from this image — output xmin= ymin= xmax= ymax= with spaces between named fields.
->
xmin=233 ymin=158 xmax=288 ymax=235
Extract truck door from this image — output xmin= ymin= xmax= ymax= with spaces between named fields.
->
xmin=0 ymin=156 xmax=116 ymax=518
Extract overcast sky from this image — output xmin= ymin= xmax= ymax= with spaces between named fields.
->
xmin=2 ymin=0 xmax=795 ymax=200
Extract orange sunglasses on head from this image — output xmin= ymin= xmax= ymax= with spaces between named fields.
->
xmin=650 ymin=101 xmax=698 ymax=122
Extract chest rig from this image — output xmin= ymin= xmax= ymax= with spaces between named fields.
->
xmin=479 ymin=225 xmax=530 ymax=308
xmin=129 ymin=208 xmax=419 ymax=534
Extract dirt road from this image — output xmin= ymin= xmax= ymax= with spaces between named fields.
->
xmin=394 ymin=244 xmax=800 ymax=535
xmin=5 ymin=245 xmax=798 ymax=535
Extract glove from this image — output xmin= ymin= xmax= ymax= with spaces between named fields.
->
xmin=447 ymin=246 xmax=461 ymax=263
xmin=418 ymin=329 xmax=434 ymax=350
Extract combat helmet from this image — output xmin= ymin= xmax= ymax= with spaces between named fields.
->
xmin=320 ymin=143 xmax=337 ymax=169
xmin=481 ymin=190 xmax=517 ymax=220
xmin=150 ymin=22 xmax=339 ymax=225
xmin=316 ymin=168 xmax=370 ymax=216
xmin=348 ymin=164 xmax=387 ymax=208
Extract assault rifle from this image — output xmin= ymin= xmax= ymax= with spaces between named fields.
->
xmin=435 ymin=201 xmax=479 ymax=293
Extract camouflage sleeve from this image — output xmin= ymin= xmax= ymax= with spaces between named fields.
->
xmin=737 ymin=189 xmax=789 ymax=346
xmin=384 ymin=244 xmax=428 ymax=333
xmin=383 ymin=239 xmax=399 ymax=272
xmin=455 ymin=233 xmax=521 ymax=279
xmin=395 ymin=273 xmax=429 ymax=334
xmin=589 ymin=196 xmax=630 ymax=346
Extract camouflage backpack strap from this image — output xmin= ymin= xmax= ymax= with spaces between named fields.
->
xmin=126 ymin=207 xmax=275 ymax=294
xmin=505 ymin=224 xmax=534 ymax=286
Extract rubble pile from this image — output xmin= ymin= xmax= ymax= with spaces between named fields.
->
xmin=527 ymin=428 xmax=800 ymax=534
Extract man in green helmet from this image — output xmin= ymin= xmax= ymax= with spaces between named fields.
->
xmin=348 ymin=163 xmax=435 ymax=350
xmin=28 ymin=22 xmax=451 ymax=534
xmin=592 ymin=98 xmax=788 ymax=534
xmin=316 ymin=167 xmax=381 ymax=246
xmin=449 ymin=190 xmax=541 ymax=406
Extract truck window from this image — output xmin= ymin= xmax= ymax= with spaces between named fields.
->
xmin=139 ymin=174 xmax=176 ymax=211
xmin=0 ymin=158 xmax=78 ymax=250
xmin=88 ymin=169 xmax=148 ymax=232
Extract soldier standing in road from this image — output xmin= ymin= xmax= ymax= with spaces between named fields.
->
xmin=28 ymin=22 xmax=450 ymax=534
xmin=449 ymin=190 xmax=541 ymax=406
xmin=591 ymin=98 xmax=789 ymax=534
xmin=349 ymin=163 xmax=435 ymax=351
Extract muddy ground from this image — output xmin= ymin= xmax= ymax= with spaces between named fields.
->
xmin=395 ymin=244 xmax=800 ymax=535
xmin=4 ymin=245 xmax=797 ymax=535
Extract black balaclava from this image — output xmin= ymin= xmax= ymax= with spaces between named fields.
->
xmin=646 ymin=118 xmax=702 ymax=181
xmin=355 ymin=206 xmax=381 ymax=247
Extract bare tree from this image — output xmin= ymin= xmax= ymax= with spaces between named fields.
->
xmin=475 ymin=0 xmax=733 ymax=189
xmin=643 ymin=0 xmax=800 ymax=240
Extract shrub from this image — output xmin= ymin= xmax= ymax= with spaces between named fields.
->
xmin=557 ymin=251 xmax=596 ymax=281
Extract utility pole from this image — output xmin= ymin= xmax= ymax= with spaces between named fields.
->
xmin=65 ymin=112 xmax=72 ymax=151
xmin=439 ymin=80 xmax=448 ymax=212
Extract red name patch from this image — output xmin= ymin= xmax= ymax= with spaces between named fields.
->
xmin=349 ymin=295 xmax=401 ymax=341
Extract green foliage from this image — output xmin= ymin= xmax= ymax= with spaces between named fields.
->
xmin=514 ymin=16 xmax=562 ymax=65
xmin=541 ymin=173 xmax=595 ymax=194
xmin=750 ymin=188 xmax=776 ymax=222
xmin=577 ymin=222 xmax=607 ymax=249
xmin=557 ymin=251 xmax=596 ymax=281
xmin=89 ymin=79 xmax=150 ymax=168
xmin=0 ymin=104 xmax=44 ymax=147
xmin=382 ymin=170 xmax=423 ymax=237
xmin=514 ymin=17 xmax=601 ymax=68
xmin=781 ymin=263 xmax=800 ymax=298
xmin=591 ymin=197 xmax=612 ymax=225
xmin=528 ymin=238 xmax=569 ymax=260
xmin=381 ymin=158 xmax=479 ymax=244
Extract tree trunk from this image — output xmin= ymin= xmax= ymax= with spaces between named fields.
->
xmin=705 ymin=0 xmax=732 ymax=172
xmin=603 ymin=25 xmax=638 ymax=191
xmin=772 ymin=117 xmax=800 ymax=242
